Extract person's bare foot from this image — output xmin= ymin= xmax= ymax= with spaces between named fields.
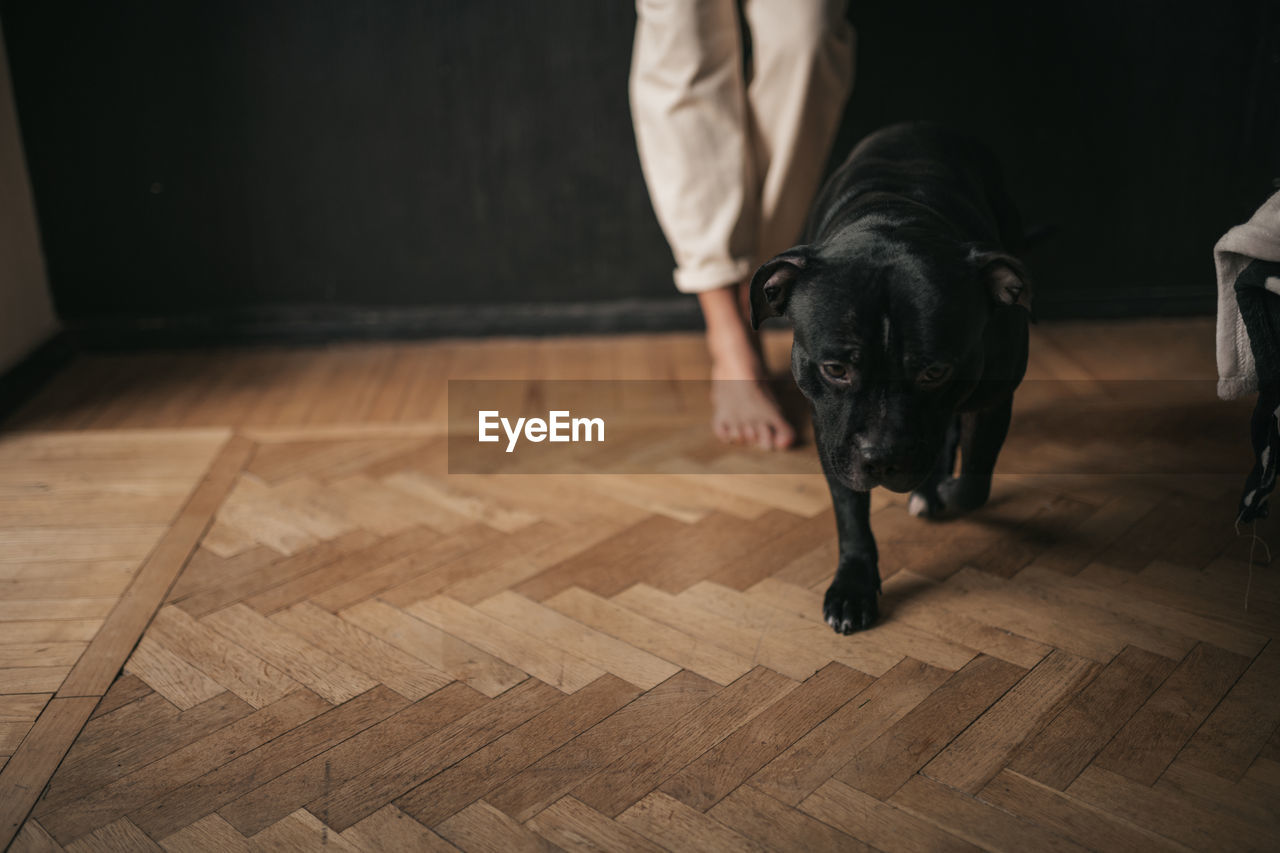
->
xmin=699 ymin=286 xmax=796 ymax=451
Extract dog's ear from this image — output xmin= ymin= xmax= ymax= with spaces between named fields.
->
xmin=749 ymin=249 xmax=810 ymax=329
xmin=969 ymin=248 xmax=1032 ymax=313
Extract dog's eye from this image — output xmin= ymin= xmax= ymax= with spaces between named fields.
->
xmin=820 ymin=362 xmax=853 ymax=384
xmin=917 ymin=363 xmax=953 ymax=386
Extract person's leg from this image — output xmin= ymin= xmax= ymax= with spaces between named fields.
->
xmin=630 ymin=0 xmax=794 ymax=450
xmin=743 ymin=0 xmax=855 ymax=262
xmin=698 ymin=284 xmax=794 ymax=448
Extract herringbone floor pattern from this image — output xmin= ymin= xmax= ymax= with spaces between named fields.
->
xmin=4 ymin=320 xmax=1278 ymax=852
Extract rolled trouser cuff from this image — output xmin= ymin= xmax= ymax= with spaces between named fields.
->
xmin=672 ymin=257 xmax=754 ymax=294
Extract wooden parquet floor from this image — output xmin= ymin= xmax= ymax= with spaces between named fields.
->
xmin=3 ymin=319 xmax=1278 ymax=852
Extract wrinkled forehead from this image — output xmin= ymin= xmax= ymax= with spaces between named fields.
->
xmin=791 ymin=262 xmax=973 ymax=359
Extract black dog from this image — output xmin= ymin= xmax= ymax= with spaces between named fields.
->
xmin=749 ymin=122 xmax=1032 ymax=634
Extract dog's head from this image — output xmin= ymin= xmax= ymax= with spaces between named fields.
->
xmin=750 ymin=227 xmax=1030 ymax=492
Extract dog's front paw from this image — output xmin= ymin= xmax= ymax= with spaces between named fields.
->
xmin=907 ymin=483 xmax=947 ymax=518
xmin=908 ymin=476 xmax=989 ymax=520
xmin=823 ymin=581 xmax=879 ymax=634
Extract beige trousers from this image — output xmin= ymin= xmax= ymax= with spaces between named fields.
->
xmin=629 ymin=0 xmax=855 ymax=294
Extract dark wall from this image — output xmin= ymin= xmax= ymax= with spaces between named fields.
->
xmin=2 ymin=0 xmax=1278 ymax=338
xmin=829 ymin=0 xmax=1280 ymax=316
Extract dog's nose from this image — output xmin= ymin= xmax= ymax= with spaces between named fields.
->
xmin=859 ymin=448 xmax=898 ymax=480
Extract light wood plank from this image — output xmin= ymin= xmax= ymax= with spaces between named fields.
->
xmin=57 ymin=435 xmax=249 ymax=698
xmin=0 ymin=697 xmax=98 ymax=849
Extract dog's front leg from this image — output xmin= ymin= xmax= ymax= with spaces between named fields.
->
xmin=910 ymin=395 xmax=1013 ymax=519
xmin=822 ymin=471 xmax=880 ymax=634
xmin=946 ymin=393 xmax=1014 ymax=512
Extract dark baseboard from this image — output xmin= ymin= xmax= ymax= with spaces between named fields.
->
xmin=0 ymin=331 xmax=75 ymax=425
xmin=65 ymin=298 xmax=709 ymax=348
xmin=1032 ymin=288 xmax=1216 ymax=319
xmin=62 ymin=289 xmax=1214 ymax=350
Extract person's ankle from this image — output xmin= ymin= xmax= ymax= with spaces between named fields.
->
xmin=699 ymin=284 xmax=769 ymax=376
xmin=709 ymin=344 xmax=768 ymax=382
